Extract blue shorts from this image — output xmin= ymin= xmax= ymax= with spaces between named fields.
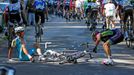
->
xmin=108 ymin=29 xmax=124 ymax=45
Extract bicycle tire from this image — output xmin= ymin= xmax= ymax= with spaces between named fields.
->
xmin=125 ymin=17 xmax=133 ymax=47
xmin=35 ymin=24 xmax=42 ymax=43
xmin=125 ymin=38 xmax=132 ymax=47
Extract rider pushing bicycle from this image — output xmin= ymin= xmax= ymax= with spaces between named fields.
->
xmin=92 ymin=28 xmax=124 ymax=65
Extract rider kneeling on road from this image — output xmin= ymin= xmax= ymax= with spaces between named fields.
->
xmin=9 ymin=26 xmax=45 ymax=62
xmin=92 ymin=28 xmax=124 ymax=65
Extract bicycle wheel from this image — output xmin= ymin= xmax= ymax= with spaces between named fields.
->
xmin=125 ymin=17 xmax=132 ymax=47
xmin=35 ymin=24 xmax=42 ymax=42
xmin=125 ymin=36 xmax=132 ymax=47
xmin=35 ymin=24 xmax=38 ymax=42
xmin=86 ymin=14 xmax=90 ymax=29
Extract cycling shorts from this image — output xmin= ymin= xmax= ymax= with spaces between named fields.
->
xmin=35 ymin=11 xmax=45 ymax=24
xmin=123 ymin=8 xmax=133 ymax=24
xmin=108 ymin=29 xmax=124 ymax=45
xmin=9 ymin=13 xmax=21 ymax=25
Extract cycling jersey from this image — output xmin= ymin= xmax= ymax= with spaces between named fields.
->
xmin=34 ymin=0 xmax=46 ymax=10
xmin=91 ymin=2 xmax=98 ymax=9
xmin=86 ymin=2 xmax=98 ymax=9
xmin=100 ymin=29 xmax=124 ymax=45
xmin=12 ymin=36 xmax=36 ymax=61
xmin=75 ymin=0 xmax=82 ymax=8
xmin=122 ymin=0 xmax=133 ymax=10
xmin=100 ymin=29 xmax=116 ymax=42
xmin=84 ymin=0 xmax=88 ymax=11
xmin=8 ymin=2 xmax=22 ymax=14
xmin=104 ymin=3 xmax=115 ymax=17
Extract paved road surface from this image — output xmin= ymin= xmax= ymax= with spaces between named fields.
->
xmin=0 ymin=15 xmax=134 ymax=75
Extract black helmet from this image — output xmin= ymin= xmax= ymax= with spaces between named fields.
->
xmin=91 ymin=31 xmax=99 ymax=41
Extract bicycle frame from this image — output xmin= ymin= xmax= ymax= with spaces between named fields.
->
xmin=41 ymin=42 xmax=93 ymax=64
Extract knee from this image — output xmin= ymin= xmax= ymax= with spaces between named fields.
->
xmin=103 ymin=42 xmax=110 ymax=48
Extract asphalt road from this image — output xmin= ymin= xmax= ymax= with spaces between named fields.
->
xmin=0 ymin=15 xmax=134 ymax=75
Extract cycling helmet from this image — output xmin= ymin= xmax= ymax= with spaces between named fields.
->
xmin=14 ymin=26 xmax=24 ymax=33
xmin=91 ymin=31 xmax=99 ymax=41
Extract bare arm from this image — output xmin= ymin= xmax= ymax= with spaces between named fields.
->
xmin=21 ymin=44 xmax=33 ymax=61
xmin=21 ymin=44 xmax=29 ymax=55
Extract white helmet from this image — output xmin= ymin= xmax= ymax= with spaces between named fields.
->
xmin=14 ymin=26 xmax=24 ymax=33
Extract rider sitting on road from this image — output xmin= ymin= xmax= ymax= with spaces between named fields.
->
xmin=92 ymin=28 xmax=124 ymax=65
xmin=9 ymin=26 xmax=45 ymax=61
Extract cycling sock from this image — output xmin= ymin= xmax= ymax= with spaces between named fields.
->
xmin=37 ymin=48 xmax=42 ymax=56
xmin=108 ymin=56 xmax=112 ymax=60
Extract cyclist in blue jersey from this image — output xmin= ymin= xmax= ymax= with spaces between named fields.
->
xmin=34 ymin=0 xmax=46 ymax=26
xmin=7 ymin=0 xmax=23 ymax=26
xmin=8 ymin=26 xmax=45 ymax=61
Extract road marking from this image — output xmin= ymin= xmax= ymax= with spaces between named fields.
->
xmin=46 ymin=22 xmax=81 ymax=24
xmin=43 ymin=26 xmax=121 ymax=29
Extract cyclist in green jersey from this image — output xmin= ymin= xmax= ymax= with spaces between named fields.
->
xmin=92 ymin=28 xmax=124 ymax=65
